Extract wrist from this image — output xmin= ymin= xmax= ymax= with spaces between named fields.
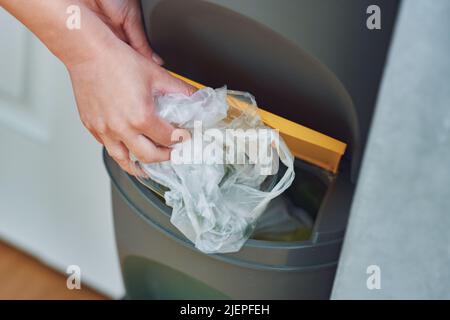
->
xmin=56 ymin=2 xmax=118 ymax=70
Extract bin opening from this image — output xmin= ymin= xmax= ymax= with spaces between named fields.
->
xmin=132 ymin=73 xmax=340 ymax=246
xmin=139 ymin=156 xmax=333 ymax=243
xmin=251 ymin=158 xmax=332 ymax=242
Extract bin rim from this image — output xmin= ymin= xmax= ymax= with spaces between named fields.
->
xmin=104 ymin=149 xmax=344 ymax=258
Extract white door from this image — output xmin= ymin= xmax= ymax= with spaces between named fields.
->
xmin=0 ymin=9 xmax=123 ymax=298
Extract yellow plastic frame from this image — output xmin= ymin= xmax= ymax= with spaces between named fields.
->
xmin=169 ymin=72 xmax=347 ymax=173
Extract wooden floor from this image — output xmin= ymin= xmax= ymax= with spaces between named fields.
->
xmin=0 ymin=241 xmax=107 ymax=300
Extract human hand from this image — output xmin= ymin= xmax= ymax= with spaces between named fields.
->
xmin=68 ymin=37 xmax=194 ymax=175
xmin=80 ymin=0 xmax=163 ymax=64
xmin=72 ymin=0 xmax=194 ymax=174
xmin=71 ymin=0 xmax=195 ymax=174
xmin=1 ymin=0 xmax=195 ymax=175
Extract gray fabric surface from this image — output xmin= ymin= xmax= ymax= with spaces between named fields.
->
xmin=332 ymin=0 xmax=450 ymax=299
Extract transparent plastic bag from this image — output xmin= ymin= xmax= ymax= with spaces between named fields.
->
xmin=133 ymin=87 xmax=295 ymax=253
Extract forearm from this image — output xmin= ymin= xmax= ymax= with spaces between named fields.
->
xmin=0 ymin=0 xmax=114 ymax=67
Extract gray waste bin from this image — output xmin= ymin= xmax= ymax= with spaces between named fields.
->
xmin=106 ymin=151 xmax=354 ymax=299
xmin=105 ymin=0 xmax=398 ymax=299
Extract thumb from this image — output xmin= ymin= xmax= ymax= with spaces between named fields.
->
xmin=155 ymin=70 xmax=197 ymax=96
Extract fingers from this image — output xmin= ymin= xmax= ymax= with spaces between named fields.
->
xmin=102 ymin=137 xmax=134 ymax=175
xmin=153 ymin=69 xmax=197 ymax=96
xmin=101 ymin=126 xmax=172 ymax=176
xmin=125 ymin=134 xmax=171 ymax=163
xmin=172 ymin=128 xmax=192 ymax=144
xmin=134 ymin=70 xmax=196 ymax=146
xmin=102 ymin=130 xmax=171 ymax=176
xmin=138 ymin=112 xmax=177 ymax=147
xmin=123 ymin=1 xmax=164 ymax=65
xmin=103 ymin=135 xmax=170 ymax=173
xmin=83 ymin=123 xmax=104 ymax=145
xmin=134 ymin=96 xmax=192 ymax=147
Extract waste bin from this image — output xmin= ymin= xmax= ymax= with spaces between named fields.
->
xmin=105 ymin=0 xmax=399 ymax=299
xmin=106 ymin=149 xmax=355 ymax=299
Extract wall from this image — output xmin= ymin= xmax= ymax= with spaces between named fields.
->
xmin=0 ymin=8 xmax=124 ymax=298
xmin=332 ymin=0 xmax=450 ymax=299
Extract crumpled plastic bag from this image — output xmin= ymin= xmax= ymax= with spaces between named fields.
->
xmin=133 ymin=87 xmax=295 ymax=253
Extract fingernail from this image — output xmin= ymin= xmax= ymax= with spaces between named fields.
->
xmin=188 ymin=85 xmax=197 ymax=96
xmin=152 ymin=52 xmax=164 ymax=65
xmin=171 ymin=128 xmax=191 ymax=144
